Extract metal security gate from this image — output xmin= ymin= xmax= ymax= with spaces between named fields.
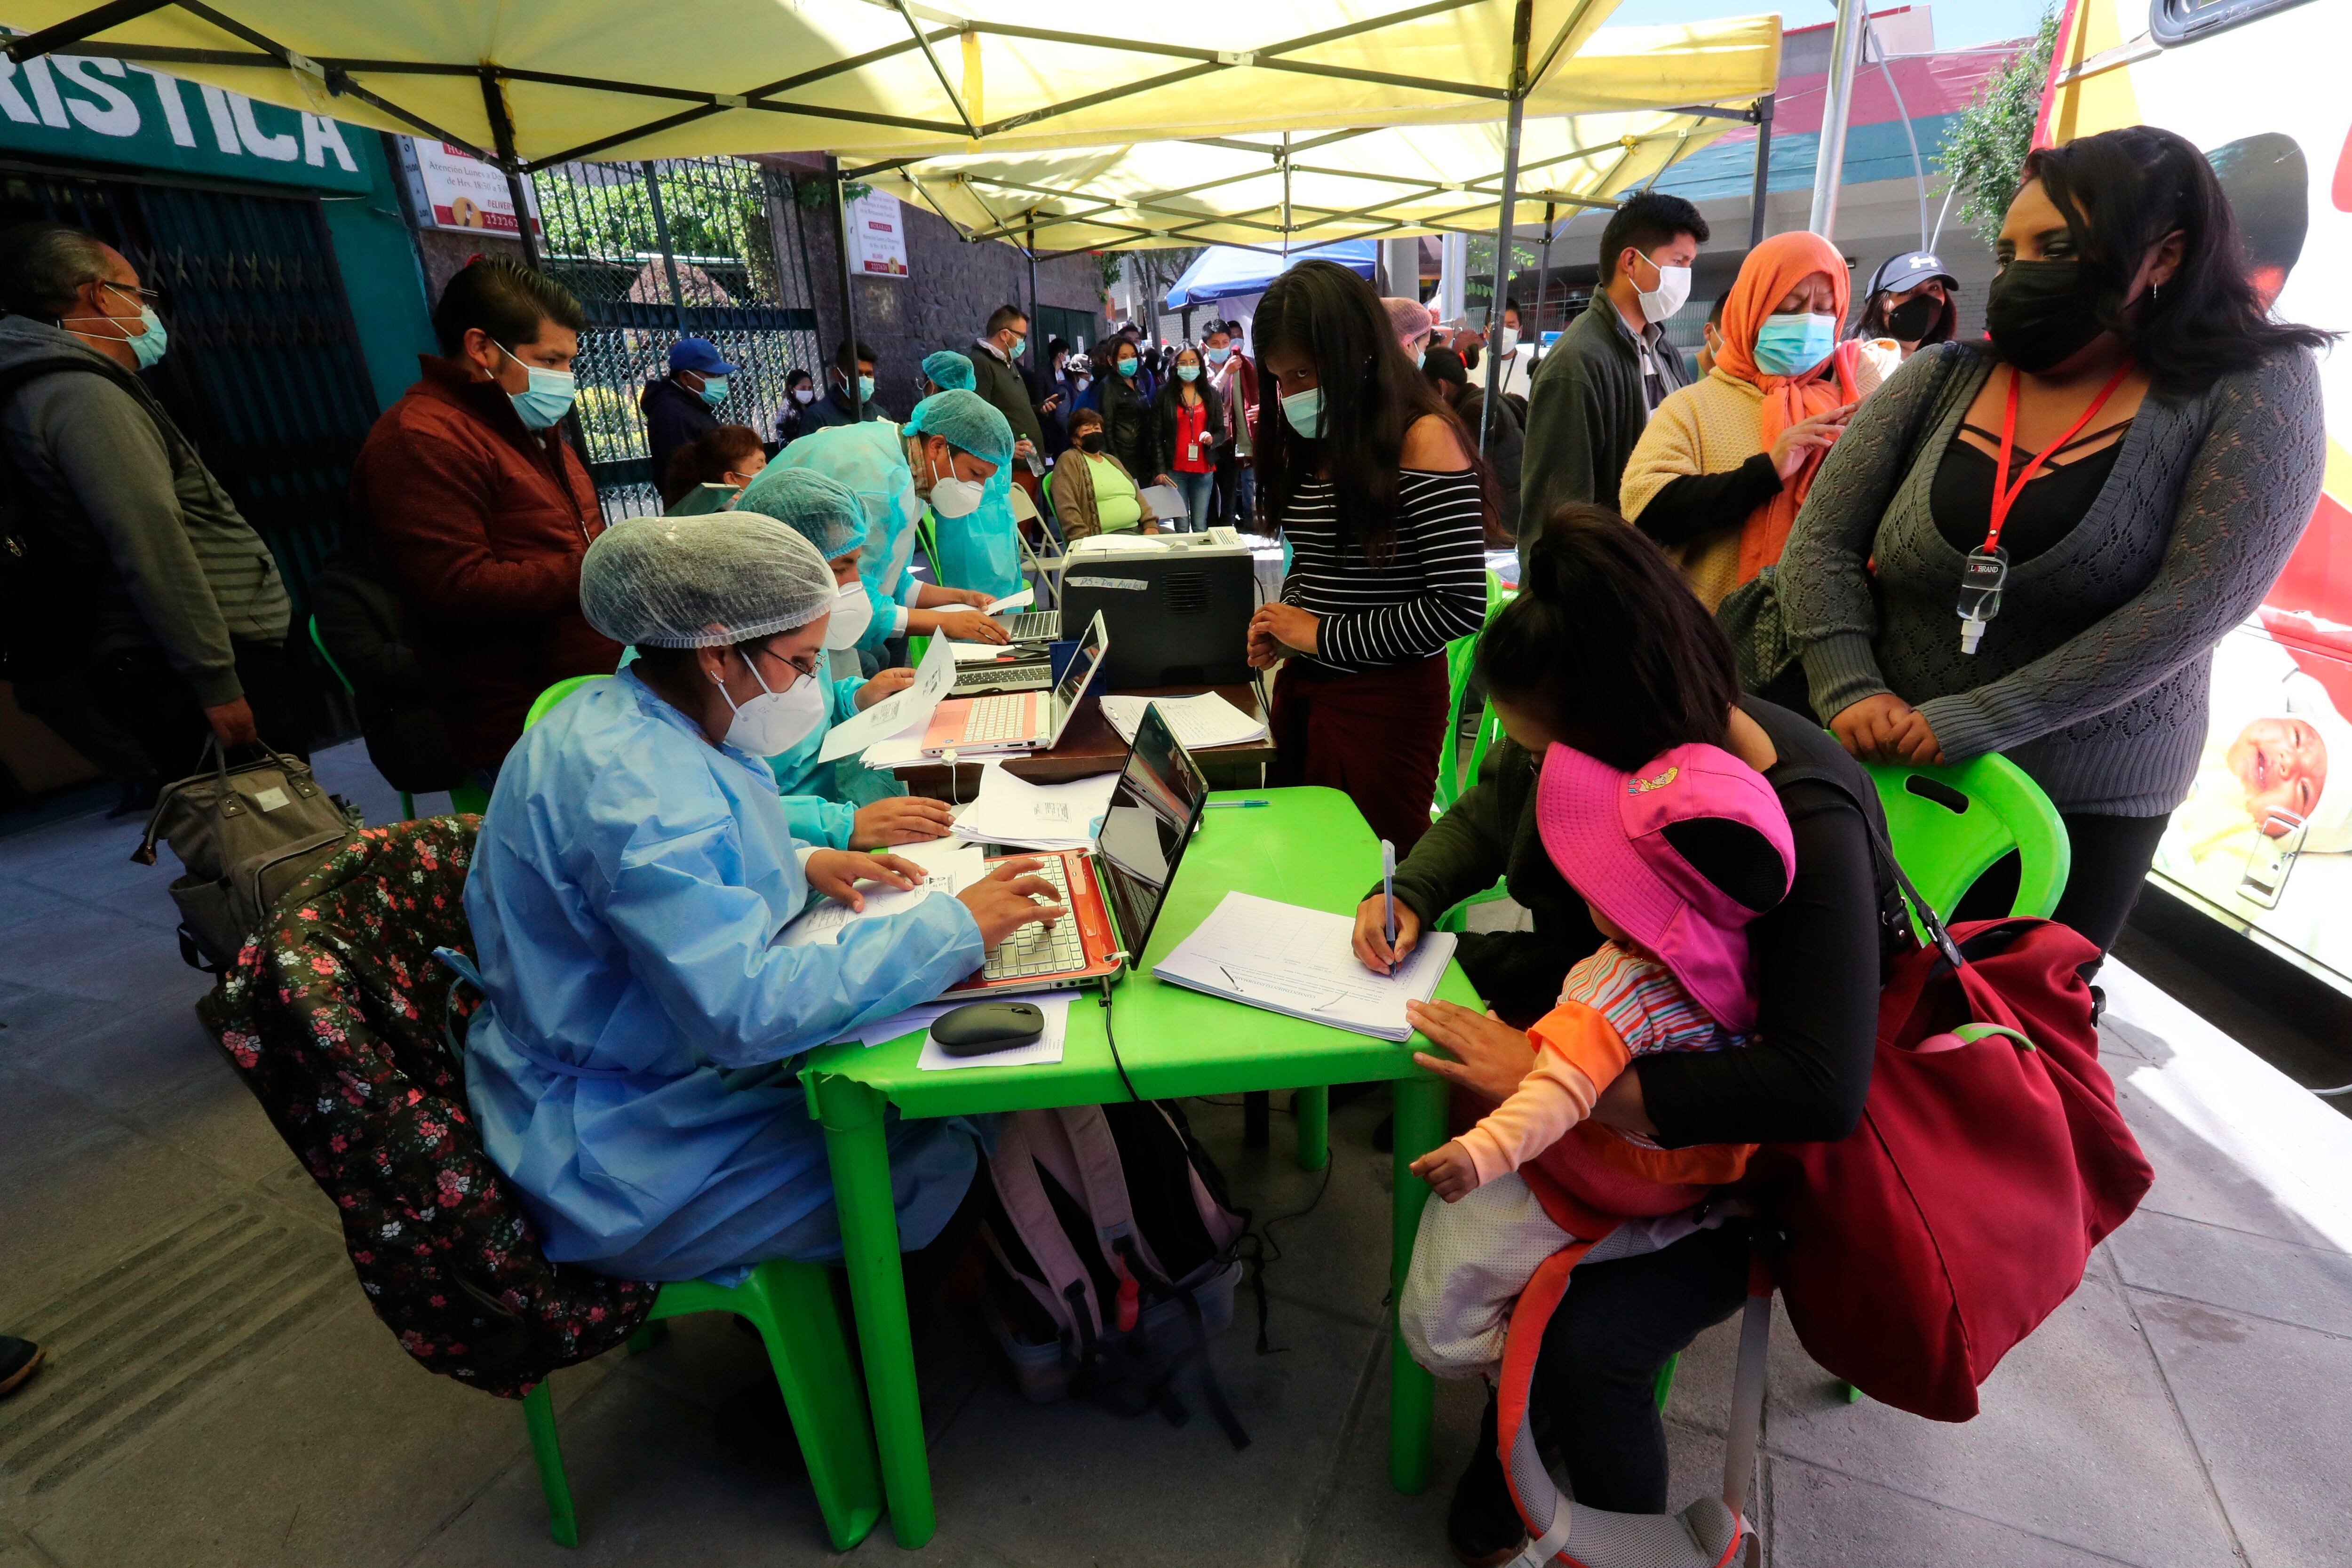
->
xmin=530 ymin=156 xmax=822 ymax=518
xmin=0 ymin=161 xmax=378 ymax=742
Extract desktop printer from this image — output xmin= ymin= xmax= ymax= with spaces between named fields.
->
xmin=1059 ymin=527 xmax=1255 ymax=688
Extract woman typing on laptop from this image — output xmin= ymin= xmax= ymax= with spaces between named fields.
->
xmin=457 ymin=483 xmax=1062 ymax=1282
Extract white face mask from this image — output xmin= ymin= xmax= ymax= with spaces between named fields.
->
xmin=792 ymin=387 xmax=815 ymax=405
xmin=716 ymin=650 xmax=826 ymax=756
xmin=1497 ymin=326 xmax=1519 ymax=358
xmin=1634 ymin=255 xmax=1693 ymax=325
xmin=926 ymin=447 xmax=986 ymax=519
xmin=822 ymin=581 xmax=872 ymax=650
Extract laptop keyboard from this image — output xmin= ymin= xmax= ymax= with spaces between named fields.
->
xmin=956 ymin=661 xmax=1047 ymax=689
xmin=959 ymin=692 xmax=1030 ymax=743
xmin=980 ymin=856 xmax=1086 ymax=979
xmin=1005 ymin=611 xmax=1063 ymax=641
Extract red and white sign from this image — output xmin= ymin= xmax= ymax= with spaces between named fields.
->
xmin=849 ymin=189 xmax=909 ymax=277
xmin=407 ymin=136 xmax=540 ymax=236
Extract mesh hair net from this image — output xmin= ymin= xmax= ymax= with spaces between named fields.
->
xmin=922 ymin=350 xmax=976 ymax=391
xmin=734 ymin=465 xmax=866 ymax=561
xmin=774 ymin=419 xmax=917 ymax=543
xmin=580 ymin=512 xmax=836 ymax=647
xmin=902 ymin=389 xmax=1012 ymax=467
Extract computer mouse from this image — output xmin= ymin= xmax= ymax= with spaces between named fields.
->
xmin=931 ymin=1001 xmax=1045 ymax=1057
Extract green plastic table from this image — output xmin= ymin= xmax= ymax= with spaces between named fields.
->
xmin=800 ymin=786 xmax=1477 ymax=1547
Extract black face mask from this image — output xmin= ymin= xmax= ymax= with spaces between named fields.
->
xmin=1884 ymin=293 xmax=1941 ymax=343
xmin=1984 ymin=259 xmax=2110 ymax=374
xmin=1078 ymin=432 xmax=1104 ymax=453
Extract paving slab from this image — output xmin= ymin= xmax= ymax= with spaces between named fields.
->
xmin=24 ymin=1292 xmax=536 ymax=1568
xmin=13 ymin=990 xmax=223 ymax=1114
xmin=1764 ymin=1456 xmax=2151 ymax=1568
xmin=0 ymin=979 xmax=120 ymax=1055
xmin=2135 ymin=1294 xmax=2352 ymax=1568
xmin=0 ymin=904 xmax=184 ymax=997
xmin=0 ymin=878 xmax=77 ymax=935
xmin=1761 ymin=1262 xmax=2236 ymax=1568
xmin=2115 ymin=1074 xmax=2347 ymax=1254
xmin=2107 ymin=1206 xmax=2352 ymax=1337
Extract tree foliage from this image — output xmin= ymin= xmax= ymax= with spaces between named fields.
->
xmin=1936 ymin=8 xmax=2061 ymax=247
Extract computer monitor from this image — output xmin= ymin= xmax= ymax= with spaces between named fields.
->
xmin=1093 ymin=703 xmax=1211 ymax=957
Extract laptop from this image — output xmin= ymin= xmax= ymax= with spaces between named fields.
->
xmin=948 ymin=702 xmax=1212 ymax=996
xmin=1000 ymin=610 xmax=1065 ymax=642
xmin=922 ymin=611 xmax=1108 ymax=756
xmin=948 ymin=645 xmax=1055 ymax=697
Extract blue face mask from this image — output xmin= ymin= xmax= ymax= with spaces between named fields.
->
xmin=1280 ymin=386 xmax=1324 ymax=438
xmin=694 ymin=373 xmax=729 ymax=407
xmin=500 ymin=343 xmax=578 ymax=430
xmin=1176 ymin=363 xmax=1199 ymax=383
xmin=856 ymin=373 xmax=875 ymax=403
xmin=1117 ymin=357 xmax=1139 ymax=378
xmin=1206 ymin=346 xmax=1231 ymax=366
xmin=67 ymin=287 xmax=168 ymax=368
xmin=1751 ymin=312 xmax=1839 ymax=379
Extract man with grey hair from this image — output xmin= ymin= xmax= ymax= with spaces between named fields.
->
xmin=0 ymin=220 xmax=295 ymax=776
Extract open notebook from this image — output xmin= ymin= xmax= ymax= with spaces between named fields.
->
xmin=1151 ymin=891 xmax=1456 ymax=1042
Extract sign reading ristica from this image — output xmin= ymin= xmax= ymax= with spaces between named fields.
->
xmin=849 ymin=189 xmax=909 ymax=278
xmin=0 ymin=55 xmax=372 ymax=192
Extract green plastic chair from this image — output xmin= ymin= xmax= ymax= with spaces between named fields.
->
xmin=1862 ymin=753 xmax=2072 ymax=921
xmin=524 ymin=673 xmax=611 ymax=731
xmin=308 ymin=616 xmax=416 ymax=822
xmin=520 ymin=1258 xmax=885 ymax=1550
xmin=1433 ymin=573 xmax=1514 ymax=814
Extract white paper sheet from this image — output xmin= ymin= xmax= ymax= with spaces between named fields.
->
xmin=1097 ymin=692 xmax=1268 ymax=751
xmin=819 ymin=633 xmax=956 ymax=762
xmin=1151 ymin=891 xmax=1456 ymax=1041
xmin=775 ymin=852 xmax=983 ymax=948
xmin=916 ymin=995 xmax=1071 ymax=1072
xmin=949 ymin=767 xmax=1120 ymax=852
xmin=840 ymin=1002 xmax=962 ymax=1048
xmin=952 ymin=639 xmax=1031 ymax=664
xmin=985 ymin=588 xmax=1035 ymax=614
xmin=1137 ymin=484 xmax=1184 ymax=520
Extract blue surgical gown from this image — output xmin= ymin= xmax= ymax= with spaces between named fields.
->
xmin=767 ymin=670 xmax=910 ymax=848
xmin=931 ymin=471 xmax=1025 ymax=601
xmin=462 ymin=666 xmax=988 ymax=1282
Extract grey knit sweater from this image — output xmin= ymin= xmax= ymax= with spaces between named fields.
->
xmin=1779 ymin=340 xmax=2324 ymax=816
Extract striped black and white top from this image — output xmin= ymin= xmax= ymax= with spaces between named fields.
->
xmin=1279 ymin=469 xmax=1488 ymax=673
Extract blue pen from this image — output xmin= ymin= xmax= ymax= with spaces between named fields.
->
xmin=1380 ymin=838 xmax=1398 ymax=948
xmin=1202 ymin=799 xmax=1271 ymax=809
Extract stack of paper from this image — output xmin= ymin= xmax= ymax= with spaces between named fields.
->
xmin=820 ymin=635 xmax=956 ymax=763
xmin=985 ymin=588 xmax=1034 ymax=614
xmin=1152 ymin=891 xmax=1457 ymax=1042
xmin=1097 ymin=692 xmax=1268 ymax=751
xmin=917 ymin=995 xmax=1070 ymax=1072
xmin=775 ymin=842 xmax=986 ymax=948
xmin=950 ymin=767 xmax=1120 ymax=852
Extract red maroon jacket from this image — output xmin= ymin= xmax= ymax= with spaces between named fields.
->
xmin=350 ymin=356 xmax=619 ymax=770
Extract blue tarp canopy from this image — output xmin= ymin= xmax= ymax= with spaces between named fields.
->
xmin=1162 ymin=241 xmax=1378 ymax=308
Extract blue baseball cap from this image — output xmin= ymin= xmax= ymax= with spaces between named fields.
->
xmin=668 ymin=337 xmax=740 ymax=376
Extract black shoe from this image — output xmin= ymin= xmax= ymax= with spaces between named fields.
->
xmin=1447 ymin=1390 xmax=1526 ymax=1568
xmin=0 ymin=1337 xmax=44 ymax=1398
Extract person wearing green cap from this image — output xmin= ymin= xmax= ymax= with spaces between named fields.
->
xmin=921 ymin=349 xmax=976 ymax=396
xmin=904 ymin=388 xmax=1026 ymax=601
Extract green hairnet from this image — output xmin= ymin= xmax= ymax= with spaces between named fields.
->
xmin=580 ymin=512 xmax=836 ymax=647
xmin=773 ymin=420 xmax=915 ymax=542
xmin=733 ymin=466 xmax=865 ymax=561
xmin=922 ymin=350 xmax=976 ymax=391
xmin=903 ymin=388 xmax=1012 ymax=467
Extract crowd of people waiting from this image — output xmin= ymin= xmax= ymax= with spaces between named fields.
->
xmin=0 ymin=120 xmax=2330 ymax=1560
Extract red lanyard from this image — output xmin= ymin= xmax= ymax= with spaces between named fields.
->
xmin=1982 ymin=362 xmax=2134 ymax=556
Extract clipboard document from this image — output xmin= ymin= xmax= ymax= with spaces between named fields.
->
xmin=1151 ymin=891 xmax=1456 ymax=1042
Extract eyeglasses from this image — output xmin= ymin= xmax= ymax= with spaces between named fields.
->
xmin=99 ymin=280 xmax=165 ymax=307
xmin=748 ymin=643 xmax=819 ymax=684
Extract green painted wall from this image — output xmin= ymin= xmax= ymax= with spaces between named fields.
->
xmin=321 ymin=133 xmax=435 ymax=414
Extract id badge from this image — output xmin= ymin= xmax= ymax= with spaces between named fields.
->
xmin=1955 ymin=548 xmax=2008 ymax=654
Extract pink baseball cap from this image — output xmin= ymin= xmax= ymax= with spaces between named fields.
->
xmin=1535 ymin=741 xmax=1796 ymax=1031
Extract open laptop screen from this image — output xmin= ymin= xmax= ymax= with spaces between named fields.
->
xmin=1041 ymin=610 xmax=1110 ymax=747
xmin=1093 ymin=703 xmax=1210 ymax=958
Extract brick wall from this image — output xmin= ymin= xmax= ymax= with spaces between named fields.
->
xmin=772 ymin=157 xmax=1106 ymax=420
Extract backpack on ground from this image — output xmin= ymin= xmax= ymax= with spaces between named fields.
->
xmin=977 ymin=1101 xmax=1253 ymax=1446
xmin=135 ymin=738 xmax=361 ymax=971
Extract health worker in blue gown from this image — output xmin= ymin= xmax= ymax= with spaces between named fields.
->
xmin=906 ymin=387 xmax=1026 ymax=603
xmin=460 ymin=489 xmax=1066 ymax=1282
xmin=731 ymin=466 xmax=959 ymax=852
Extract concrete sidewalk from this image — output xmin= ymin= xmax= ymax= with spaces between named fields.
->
xmin=2 ymin=741 xmax=2346 ymax=1568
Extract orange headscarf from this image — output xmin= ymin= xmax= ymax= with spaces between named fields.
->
xmin=1709 ymin=230 xmax=1861 ymax=585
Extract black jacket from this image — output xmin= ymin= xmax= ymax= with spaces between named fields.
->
xmin=1092 ymin=373 xmax=1154 ymax=485
xmin=1517 ymin=294 xmax=1691 ymax=545
xmin=969 ymin=341 xmax=1047 ymax=454
xmin=1148 ymin=377 xmax=1225 ymax=480
xmin=309 ymin=549 xmax=465 ymax=793
xmin=794 ymin=381 xmax=890 ymax=440
xmin=639 ymin=376 xmax=716 ymax=487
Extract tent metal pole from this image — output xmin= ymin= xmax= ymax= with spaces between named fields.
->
xmin=1533 ymin=201 xmax=1555 ymax=362
xmin=1748 ymin=93 xmax=1775 ymax=250
xmin=829 ymin=155 xmax=865 ymax=421
xmin=1281 ymin=133 xmax=1292 ymax=260
xmin=642 ymin=162 xmax=689 ymax=332
xmin=1809 ymin=0 xmax=1865 ymax=239
xmin=1479 ymin=0 xmax=1534 ymax=457
xmin=479 ymin=69 xmax=541 ymax=271
xmin=1026 ymin=216 xmax=1041 ymax=380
